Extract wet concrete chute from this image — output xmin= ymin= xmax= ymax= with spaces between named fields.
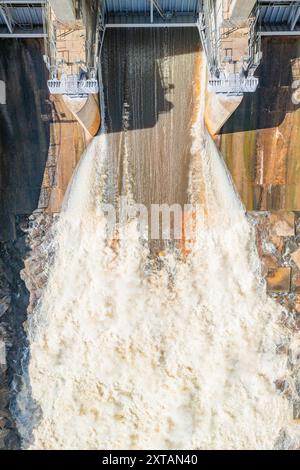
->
xmin=1 ymin=0 xmax=300 ymax=451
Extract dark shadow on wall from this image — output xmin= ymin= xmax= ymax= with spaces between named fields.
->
xmin=0 ymin=39 xmax=50 ymax=449
xmin=0 ymin=39 xmax=51 ymax=241
xmin=101 ymin=27 xmax=200 ymax=133
xmin=221 ymin=37 xmax=300 ymax=135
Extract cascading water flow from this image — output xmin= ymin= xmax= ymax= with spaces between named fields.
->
xmin=16 ymin=29 xmax=300 ymax=450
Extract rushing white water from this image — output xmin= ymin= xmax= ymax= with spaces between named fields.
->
xmin=19 ymin=55 xmax=300 ymax=450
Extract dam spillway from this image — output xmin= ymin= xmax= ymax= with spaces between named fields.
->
xmin=1 ymin=0 xmax=300 ymax=452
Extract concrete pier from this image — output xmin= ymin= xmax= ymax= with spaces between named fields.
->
xmin=205 ymin=91 xmax=242 ymax=136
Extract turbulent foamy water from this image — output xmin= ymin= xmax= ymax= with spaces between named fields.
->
xmin=16 ymin=33 xmax=300 ymax=450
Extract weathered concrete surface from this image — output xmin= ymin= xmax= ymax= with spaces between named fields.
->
xmin=291 ymin=247 xmax=300 ymax=270
xmin=251 ymin=211 xmax=300 ymax=313
xmin=219 ymin=38 xmax=300 ymax=211
xmin=0 ymin=215 xmax=36 ymax=449
xmin=0 ymin=39 xmax=50 ymax=241
xmin=49 ymin=0 xmax=76 ymax=25
xmin=50 ymin=22 xmax=101 ymax=138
